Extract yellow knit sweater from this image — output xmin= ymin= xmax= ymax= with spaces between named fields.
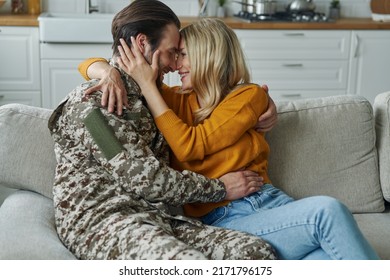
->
xmin=157 ymin=84 xmax=271 ymax=217
xmin=78 ymin=58 xmax=271 ymax=217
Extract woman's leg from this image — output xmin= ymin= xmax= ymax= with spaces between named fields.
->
xmin=202 ymin=184 xmax=379 ymax=260
xmin=302 ymin=248 xmax=331 ymax=260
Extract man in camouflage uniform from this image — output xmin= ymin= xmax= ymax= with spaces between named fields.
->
xmin=48 ymin=0 xmax=276 ymax=260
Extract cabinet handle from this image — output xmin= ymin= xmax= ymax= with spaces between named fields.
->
xmin=283 ymin=64 xmax=303 ymax=67
xmin=284 ymin=33 xmax=305 ymax=37
xmin=280 ymin=94 xmax=302 ymax=98
xmin=354 ymin=33 xmax=360 ymax=58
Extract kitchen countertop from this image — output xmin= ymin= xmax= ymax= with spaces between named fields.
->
xmin=0 ymin=14 xmax=39 ymax=26
xmin=1 ymin=13 xmax=390 ymax=30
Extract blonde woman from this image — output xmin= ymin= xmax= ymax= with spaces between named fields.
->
xmin=82 ymin=18 xmax=379 ymax=260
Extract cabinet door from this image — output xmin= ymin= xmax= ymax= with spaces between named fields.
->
xmin=41 ymin=60 xmax=85 ymax=108
xmin=250 ymin=60 xmax=349 ymax=91
xmin=348 ymin=31 xmax=390 ymax=104
xmin=40 ymin=43 xmax=112 ymax=109
xmin=0 ymin=91 xmax=41 ymax=107
xmin=234 ymin=30 xmax=351 ymax=99
xmin=0 ymin=27 xmax=40 ymax=91
xmin=235 ymin=30 xmax=351 ymax=60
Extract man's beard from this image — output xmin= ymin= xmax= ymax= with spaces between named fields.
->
xmin=156 ymin=71 xmax=163 ymax=89
xmin=145 ymin=52 xmax=164 ymax=90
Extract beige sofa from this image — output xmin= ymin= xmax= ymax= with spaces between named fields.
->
xmin=1 ymin=92 xmax=389 ymax=259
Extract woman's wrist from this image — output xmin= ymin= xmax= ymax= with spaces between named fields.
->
xmin=87 ymin=61 xmax=113 ymax=80
xmin=140 ymin=84 xmax=169 ymax=117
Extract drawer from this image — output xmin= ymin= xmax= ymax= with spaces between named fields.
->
xmin=269 ymin=90 xmax=348 ymax=101
xmin=0 ymin=91 xmax=41 ymax=107
xmin=40 ymin=43 xmax=112 ymax=59
xmin=248 ymin=60 xmax=349 ymax=90
xmin=41 ymin=60 xmax=86 ymax=108
xmin=0 ymin=27 xmax=40 ymax=91
xmin=235 ymin=30 xmax=351 ymax=60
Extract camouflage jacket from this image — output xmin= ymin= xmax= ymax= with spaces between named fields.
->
xmin=47 ymin=66 xmax=228 ymax=259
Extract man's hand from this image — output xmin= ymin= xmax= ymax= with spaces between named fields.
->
xmin=255 ymin=85 xmax=278 ymax=133
xmin=84 ymin=67 xmax=128 ymax=115
xmin=219 ymin=170 xmax=263 ymax=200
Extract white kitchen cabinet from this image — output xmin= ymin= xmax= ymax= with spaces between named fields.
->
xmin=0 ymin=26 xmax=41 ymax=106
xmin=348 ymin=31 xmax=390 ymax=104
xmin=234 ymin=30 xmax=351 ymax=101
xmin=164 ymin=72 xmax=181 ymax=86
xmin=0 ymin=91 xmax=41 ymax=106
xmin=40 ymin=43 xmax=112 ymax=108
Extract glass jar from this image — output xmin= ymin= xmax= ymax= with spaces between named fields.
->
xmin=27 ymin=0 xmax=41 ymax=15
xmin=11 ymin=0 xmax=24 ymax=14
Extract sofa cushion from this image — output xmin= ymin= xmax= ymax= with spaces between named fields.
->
xmin=373 ymin=91 xmax=390 ymax=202
xmin=0 ymin=104 xmax=56 ymax=199
xmin=0 ymin=190 xmax=76 ymax=259
xmin=354 ymin=206 xmax=390 ymax=260
xmin=266 ymin=95 xmax=384 ymax=213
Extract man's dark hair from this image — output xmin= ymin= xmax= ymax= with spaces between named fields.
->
xmin=111 ymin=0 xmax=180 ymax=56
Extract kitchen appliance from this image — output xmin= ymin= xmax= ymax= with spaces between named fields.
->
xmin=234 ymin=0 xmax=330 ymax=22
xmin=235 ymin=10 xmax=329 ymax=22
xmin=286 ymin=0 xmax=315 ymax=12
xmin=235 ymin=0 xmax=277 ymax=15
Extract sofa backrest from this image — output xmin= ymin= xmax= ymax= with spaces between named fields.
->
xmin=266 ymin=95 xmax=385 ymax=214
xmin=0 ymin=104 xmax=56 ymax=199
xmin=373 ymin=91 xmax=390 ymax=203
xmin=0 ymin=95 xmax=387 ymax=214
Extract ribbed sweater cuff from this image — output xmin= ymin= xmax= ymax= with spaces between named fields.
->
xmin=154 ymin=109 xmax=180 ymax=133
xmin=78 ymin=57 xmax=108 ymax=81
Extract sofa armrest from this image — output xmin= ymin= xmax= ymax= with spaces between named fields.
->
xmin=0 ymin=104 xmax=56 ymax=200
xmin=374 ymin=91 xmax=390 ymax=202
xmin=0 ymin=191 xmax=76 ymax=259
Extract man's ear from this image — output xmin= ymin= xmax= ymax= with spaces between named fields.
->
xmin=134 ymin=33 xmax=147 ymax=53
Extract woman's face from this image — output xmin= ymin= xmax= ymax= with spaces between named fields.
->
xmin=177 ymin=38 xmax=192 ymax=90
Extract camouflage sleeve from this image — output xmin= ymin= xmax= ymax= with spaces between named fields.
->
xmin=82 ymin=107 xmax=227 ymax=206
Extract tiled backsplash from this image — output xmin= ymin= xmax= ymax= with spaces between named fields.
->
xmin=0 ymin=0 xmax=373 ymax=18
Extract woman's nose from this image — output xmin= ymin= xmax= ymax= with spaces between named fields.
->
xmin=168 ymin=60 xmax=177 ymax=73
xmin=176 ymin=55 xmax=183 ymax=70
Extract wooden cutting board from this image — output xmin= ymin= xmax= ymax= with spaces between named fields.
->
xmin=371 ymin=0 xmax=390 ymax=14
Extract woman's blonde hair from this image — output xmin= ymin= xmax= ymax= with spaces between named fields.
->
xmin=180 ymin=18 xmax=251 ymax=124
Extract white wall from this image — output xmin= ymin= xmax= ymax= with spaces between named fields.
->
xmin=37 ymin=0 xmax=373 ymax=18
xmin=0 ymin=1 xmax=372 ymax=18
xmin=39 ymin=0 xmax=200 ymax=15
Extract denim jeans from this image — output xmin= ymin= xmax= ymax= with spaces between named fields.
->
xmin=201 ymin=184 xmax=379 ymax=260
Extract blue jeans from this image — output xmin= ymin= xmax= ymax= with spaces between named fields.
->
xmin=201 ymin=184 xmax=379 ymax=260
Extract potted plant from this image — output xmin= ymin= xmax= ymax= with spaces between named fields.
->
xmin=217 ymin=0 xmax=226 ymax=18
xmin=330 ymin=0 xmax=340 ymax=8
xmin=329 ymin=0 xmax=341 ymax=19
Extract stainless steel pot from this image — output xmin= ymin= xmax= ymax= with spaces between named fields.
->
xmin=235 ymin=0 xmax=255 ymax=13
xmin=257 ymin=0 xmax=277 ymax=14
xmin=235 ymin=1 xmax=277 ymax=15
xmin=286 ymin=0 xmax=316 ymax=12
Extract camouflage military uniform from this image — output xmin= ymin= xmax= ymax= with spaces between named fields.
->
xmin=48 ymin=65 xmax=276 ymax=260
